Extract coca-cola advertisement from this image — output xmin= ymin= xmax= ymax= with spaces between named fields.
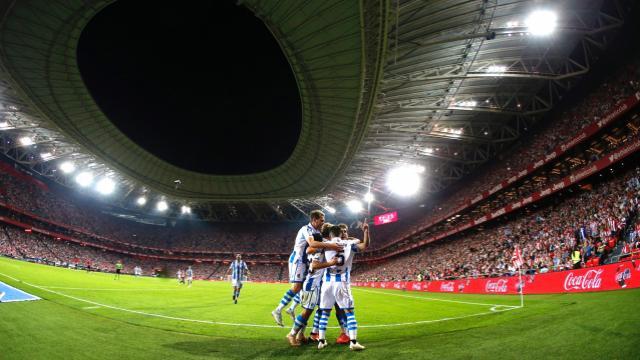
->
xmin=353 ymin=262 xmax=638 ymax=295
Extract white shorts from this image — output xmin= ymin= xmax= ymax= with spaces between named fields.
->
xmin=288 ymin=261 xmax=307 ymax=283
xmin=319 ymin=281 xmax=354 ymax=310
xmin=186 ymin=276 xmax=193 ymax=282
xmin=300 ymin=287 xmax=320 ymax=310
xmin=231 ymin=279 xmax=243 ymax=288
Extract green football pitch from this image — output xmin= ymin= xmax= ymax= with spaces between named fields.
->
xmin=0 ymin=256 xmax=638 ymax=359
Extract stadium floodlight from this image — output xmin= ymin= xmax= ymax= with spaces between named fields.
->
xmin=0 ymin=121 xmax=9 ymax=129
xmin=59 ymin=161 xmax=76 ymax=174
xmin=95 ymin=178 xmax=116 ymax=195
xmin=136 ymin=196 xmax=147 ymax=206
xmin=346 ymin=199 xmax=363 ymax=213
xmin=364 ymin=192 xmax=374 ymax=203
xmin=75 ymin=172 xmax=93 ymax=187
xmin=387 ymin=165 xmax=423 ymax=196
xmin=325 ymin=205 xmax=336 ymax=214
xmin=19 ymin=137 xmax=34 ymax=146
xmin=525 ymin=10 xmax=557 ymax=36
xmin=156 ymin=200 xmax=168 ymax=212
xmin=181 ymin=205 xmax=191 ymax=214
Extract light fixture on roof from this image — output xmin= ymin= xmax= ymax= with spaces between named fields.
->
xmin=424 ymin=147 xmax=434 ymax=154
xmin=346 ymin=199 xmax=364 ymax=213
xmin=387 ymin=165 xmax=423 ymax=197
xmin=525 ymin=10 xmax=557 ymax=36
xmin=19 ymin=137 xmax=34 ymax=146
xmin=60 ymin=161 xmax=76 ymax=174
xmin=324 ymin=205 xmax=336 ymax=214
xmin=0 ymin=121 xmax=9 ymax=129
xmin=40 ymin=152 xmax=53 ymax=161
xmin=136 ymin=196 xmax=147 ymax=206
xmin=486 ymin=65 xmax=507 ymax=73
xmin=156 ymin=200 xmax=168 ymax=212
xmin=75 ymin=172 xmax=93 ymax=187
xmin=455 ymin=100 xmax=477 ymax=107
xmin=181 ymin=205 xmax=191 ymax=214
xmin=96 ymin=178 xmax=116 ymax=195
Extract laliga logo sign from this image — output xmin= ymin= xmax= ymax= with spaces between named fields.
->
xmin=440 ymin=282 xmax=455 ymax=292
xmin=485 ymin=279 xmax=508 ymax=293
xmin=564 ymin=269 xmax=603 ymax=291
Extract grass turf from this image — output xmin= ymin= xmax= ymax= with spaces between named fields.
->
xmin=0 ymin=256 xmax=638 ymax=359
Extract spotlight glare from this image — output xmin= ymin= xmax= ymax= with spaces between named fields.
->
xmin=75 ymin=172 xmax=93 ymax=187
xmin=156 ymin=200 xmax=168 ymax=212
xmin=136 ymin=197 xmax=147 ymax=206
xmin=325 ymin=205 xmax=336 ymax=214
xmin=60 ymin=161 xmax=75 ymax=174
xmin=346 ymin=199 xmax=364 ymax=213
xmin=364 ymin=192 xmax=374 ymax=203
xmin=181 ymin=205 xmax=191 ymax=214
xmin=19 ymin=137 xmax=34 ymax=146
xmin=525 ymin=10 xmax=557 ymax=36
xmin=0 ymin=121 xmax=9 ymax=128
xmin=40 ymin=152 xmax=53 ymax=161
xmin=96 ymin=178 xmax=116 ymax=195
xmin=387 ymin=165 xmax=423 ymax=196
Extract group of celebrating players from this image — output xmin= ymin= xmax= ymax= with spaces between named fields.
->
xmin=270 ymin=210 xmax=370 ymax=351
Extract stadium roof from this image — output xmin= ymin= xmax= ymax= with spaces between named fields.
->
xmin=0 ymin=0 xmax=628 ymax=221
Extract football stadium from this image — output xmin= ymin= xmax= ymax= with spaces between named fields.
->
xmin=1 ymin=0 xmax=640 ymax=359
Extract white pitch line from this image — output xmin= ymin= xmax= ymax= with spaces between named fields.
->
xmin=0 ymin=271 xmax=521 ymax=329
xmin=38 ymin=286 xmax=183 ymax=291
xmin=356 ymin=288 xmax=520 ymax=309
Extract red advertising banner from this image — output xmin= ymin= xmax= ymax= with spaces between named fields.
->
xmin=353 ymin=261 xmax=640 ymax=295
xmin=379 ymin=92 xmax=640 ymax=251
xmin=371 ymin=136 xmax=640 ymax=260
xmin=374 ymin=211 xmax=399 ymax=226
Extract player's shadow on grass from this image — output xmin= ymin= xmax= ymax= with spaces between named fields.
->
xmin=166 ymin=340 xmax=321 ymax=358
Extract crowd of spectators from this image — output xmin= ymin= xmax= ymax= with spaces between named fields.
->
xmin=0 ymin=225 xmax=287 ymax=281
xmin=0 ymin=170 xmax=301 ymax=254
xmin=371 ymin=58 xmax=640 ymax=250
xmin=354 ymin=165 xmax=640 ymax=281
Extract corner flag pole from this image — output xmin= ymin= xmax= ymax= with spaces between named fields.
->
xmin=518 ymin=265 xmax=524 ymax=308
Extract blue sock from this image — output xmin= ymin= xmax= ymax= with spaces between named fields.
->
xmin=290 ymin=314 xmax=308 ymax=335
xmin=312 ymin=309 xmax=321 ymax=332
xmin=276 ymin=289 xmax=296 ymax=311
xmin=346 ymin=311 xmax=358 ymax=340
xmin=318 ymin=310 xmax=330 ymax=340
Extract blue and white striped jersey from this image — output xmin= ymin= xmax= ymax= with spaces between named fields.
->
xmin=289 ymin=223 xmax=320 ymax=265
xmin=303 ymin=251 xmax=326 ymax=291
xmin=229 ymin=260 xmax=248 ymax=280
xmin=324 ymin=238 xmax=360 ymax=282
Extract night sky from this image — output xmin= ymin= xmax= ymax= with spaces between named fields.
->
xmin=77 ymin=0 xmax=301 ymax=175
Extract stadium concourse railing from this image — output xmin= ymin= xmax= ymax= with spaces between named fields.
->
xmin=352 ymin=260 xmax=640 ymax=295
xmin=374 ymin=92 xmax=640 ymax=254
xmin=362 ymin=134 xmax=640 ymax=261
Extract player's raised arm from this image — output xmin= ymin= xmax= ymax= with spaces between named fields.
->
xmin=356 ymin=220 xmax=370 ymax=251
